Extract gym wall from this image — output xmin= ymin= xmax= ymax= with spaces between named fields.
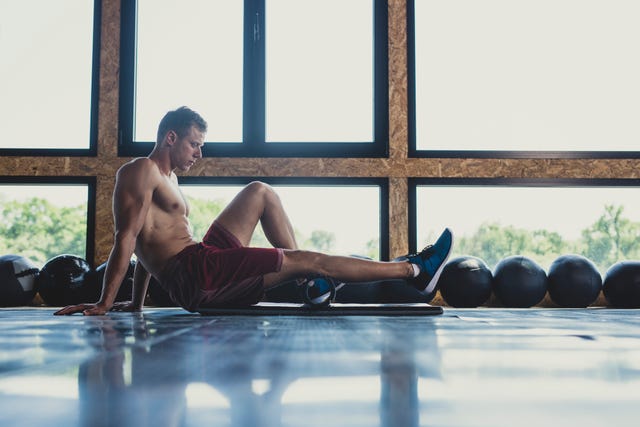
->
xmin=1 ymin=0 xmax=639 ymax=269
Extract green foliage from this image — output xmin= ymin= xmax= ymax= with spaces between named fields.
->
xmin=304 ymin=230 xmax=335 ymax=253
xmin=0 ymin=196 xmax=87 ymax=266
xmin=364 ymin=238 xmax=380 ymax=260
xmin=5 ymin=193 xmax=638 ymax=274
xmin=580 ymin=205 xmax=640 ymax=270
xmin=251 ymin=226 xmax=338 ymax=253
xmin=185 ymin=195 xmax=343 ymax=254
xmin=455 ymin=223 xmax=570 ymax=269
xmin=249 ymin=227 xmax=271 ymax=248
xmin=186 ymin=197 xmax=226 ymax=240
xmin=452 ymin=204 xmax=640 ymax=273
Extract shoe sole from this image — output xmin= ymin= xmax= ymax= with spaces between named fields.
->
xmin=423 ymin=231 xmax=454 ymax=295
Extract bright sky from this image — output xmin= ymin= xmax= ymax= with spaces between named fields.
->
xmin=0 ymin=185 xmax=88 ymax=206
xmin=134 ymin=0 xmax=244 ymax=142
xmin=4 ymin=1 xmax=639 ymax=150
xmin=417 ymin=186 xmax=640 ymax=247
xmin=134 ymin=0 xmax=373 ymax=143
xmin=415 ymin=0 xmax=640 ymax=151
xmin=0 ymin=0 xmax=94 ymax=149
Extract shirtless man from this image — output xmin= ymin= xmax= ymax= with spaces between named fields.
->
xmin=55 ymin=106 xmax=453 ymax=315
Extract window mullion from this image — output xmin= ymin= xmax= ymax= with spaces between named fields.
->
xmin=243 ymin=0 xmax=266 ymax=150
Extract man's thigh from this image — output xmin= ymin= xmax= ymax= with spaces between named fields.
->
xmin=214 ymin=183 xmax=265 ymax=246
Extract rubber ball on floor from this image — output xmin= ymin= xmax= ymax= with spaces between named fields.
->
xmin=148 ymin=277 xmax=178 ymax=307
xmin=0 ymin=254 xmax=40 ymax=307
xmin=438 ymin=256 xmax=493 ymax=307
xmin=493 ymin=255 xmax=547 ymax=308
xmin=603 ymin=261 xmax=640 ymax=308
xmin=547 ymin=254 xmax=602 ymax=307
xmin=37 ymin=254 xmax=92 ymax=306
xmin=85 ymin=260 xmax=136 ymax=303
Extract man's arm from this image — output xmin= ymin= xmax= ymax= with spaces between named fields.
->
xmin=55 ymin=159 xmax=156 ymax=315
xmin=131 ymin=261 xmax=151 ymax=309
xmin=111 ymin=260 xmax=151 ymax=312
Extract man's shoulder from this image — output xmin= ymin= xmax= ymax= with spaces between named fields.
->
xmin=117 ymin=157 xmax=158 ymax=176
xmin=115 ymin=158 xmax=163 ymax=189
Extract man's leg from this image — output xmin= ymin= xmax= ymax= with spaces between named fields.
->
xmin=214 ymin=181 xmax=298 ymax=249
xmin=263 ymin=251 xmax=413 ymax=288
xmin=263 ymin=228 xmax=454 ymax=296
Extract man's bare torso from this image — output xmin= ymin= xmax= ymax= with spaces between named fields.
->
xmin=115 ymin=158 xmax=198 ymax=280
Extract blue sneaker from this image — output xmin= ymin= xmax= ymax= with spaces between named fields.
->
xmin=402 ymin=228 xmax=454 ymax=295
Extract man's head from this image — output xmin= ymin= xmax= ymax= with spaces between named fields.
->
xmin=157 ymin=106 xmax=208 ymax=143
xmin=157 ymin=106 xmax=208 ymax=171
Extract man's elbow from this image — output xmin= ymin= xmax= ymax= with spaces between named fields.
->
xmin=113 ymin=230 xmax=138 ymax=248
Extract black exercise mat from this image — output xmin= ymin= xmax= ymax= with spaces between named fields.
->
xmin=198 ymin=302 xmax=443 ymax=316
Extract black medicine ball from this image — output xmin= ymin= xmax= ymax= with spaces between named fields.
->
xmin=0 ymin=254 xmax=40 ymax=307
xmin=87 ymin=260 xmax=136 ymax=302
xmin=603 ymin=261 xmax=640 ymax=308
xmin=547 ymin=254 xmax=602 ymax=307
xmin=439 ymin=256 xmax=493 ymax=307
xmin=148 ymin=277 xmax=178 ymax=307
xmin=493 ymin=255 xmax=547 ymax=308
xmin=37 ymin=254 xmax=92 ymax=306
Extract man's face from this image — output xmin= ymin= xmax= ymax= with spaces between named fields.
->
xmin=170 ymin=125 xmax=205 ymax=171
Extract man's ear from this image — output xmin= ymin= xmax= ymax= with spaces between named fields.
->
xmin=164 ymin=130 xmax=178 ymax=146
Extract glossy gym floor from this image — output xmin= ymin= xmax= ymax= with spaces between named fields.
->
xmin=0 ymin=307 xmax=638 ymax=427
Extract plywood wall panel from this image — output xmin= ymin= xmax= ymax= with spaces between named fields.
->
xmin=3 ymin=156 xmax=640 ymax=182
xmin=389 ymin=177 xmax=409 ymax=258
xmin=94 ymin=175 xmax=115 ymax=264
xmin=388 ymin=0 xmax=409 ymax=161
xmin=97 ymin=0 xmax=121 ymax=158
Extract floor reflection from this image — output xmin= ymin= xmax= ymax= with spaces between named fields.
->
xmin=73 ymin=313 xmax=441 ymax=427
xmin=78 ymin=314 xmax=189 ymax=426
xmin=3 ymin=308 xmax=639 ymax=427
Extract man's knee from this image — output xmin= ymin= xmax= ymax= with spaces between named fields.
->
xmin=245 ymin=181 xmax=272 ymax=197
xmin=245 ymin=181 xmax=284 ymax=208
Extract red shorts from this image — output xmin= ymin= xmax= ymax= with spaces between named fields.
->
xmin=160 ymin=221 xmax=283 ymax=311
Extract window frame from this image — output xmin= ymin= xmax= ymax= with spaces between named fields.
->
xmin=119 ymin=0 xmax=389 ymax=158
xmin=0 ymin=0 xmax=101 ymax=157
xmin=0 ymin=176 xmax=97 ymax=266
xmin=178 ymin=176 xmax=390 ymax=260
xmin=408 ymin=177 xmax=640 ymax=253
xmin=406 ymin=0 xmax=640 ymax=159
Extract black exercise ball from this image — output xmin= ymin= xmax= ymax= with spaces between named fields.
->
xmin=37 ymin=254 xmax=92 ymax=306
xmin=603 ymin=261 xmax=640 ymax=308
xmin=264 ymin=279 xmax=304 ymax=303
xmin=439 ymin=256 xmax=493 ymax=307
xmin=148 ymin=277 xmax=178 ymax=307
xmin=547 ymin=254 xmax=602 ymax=307
xmin=0 ymin=255 xmax=40 ymax=306
xmin=493 ymin=255 xmax=547 ymax=308
xmin=88 ymin=260 xmax=136 ymax=302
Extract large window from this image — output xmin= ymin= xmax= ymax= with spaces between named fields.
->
xmin=408 ymin=0 xmax=640 ymax=158
xmin=265 ymin=0 xmax=374 ymax=143
xmin=132 ymin=1 xmax=244 ymax=144
xmin=0 ymin=0 xmax=100 ymax=155
xmin=179 ymin=178 xmax=388 ymax=260
xmin=0 ymin=179 xmax=95 ymax=266
xmin=120 ymin=0 xmax=388 ymax=157
xmin=411 ymin=179 xmax=640 ymax=273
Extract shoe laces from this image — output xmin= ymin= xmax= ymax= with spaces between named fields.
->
xmin=406 ymin=244 xmax=434 ymax=259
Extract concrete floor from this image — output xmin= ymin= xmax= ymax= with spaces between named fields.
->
xmin=0 ymin=307 xmax=638 ymax=427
